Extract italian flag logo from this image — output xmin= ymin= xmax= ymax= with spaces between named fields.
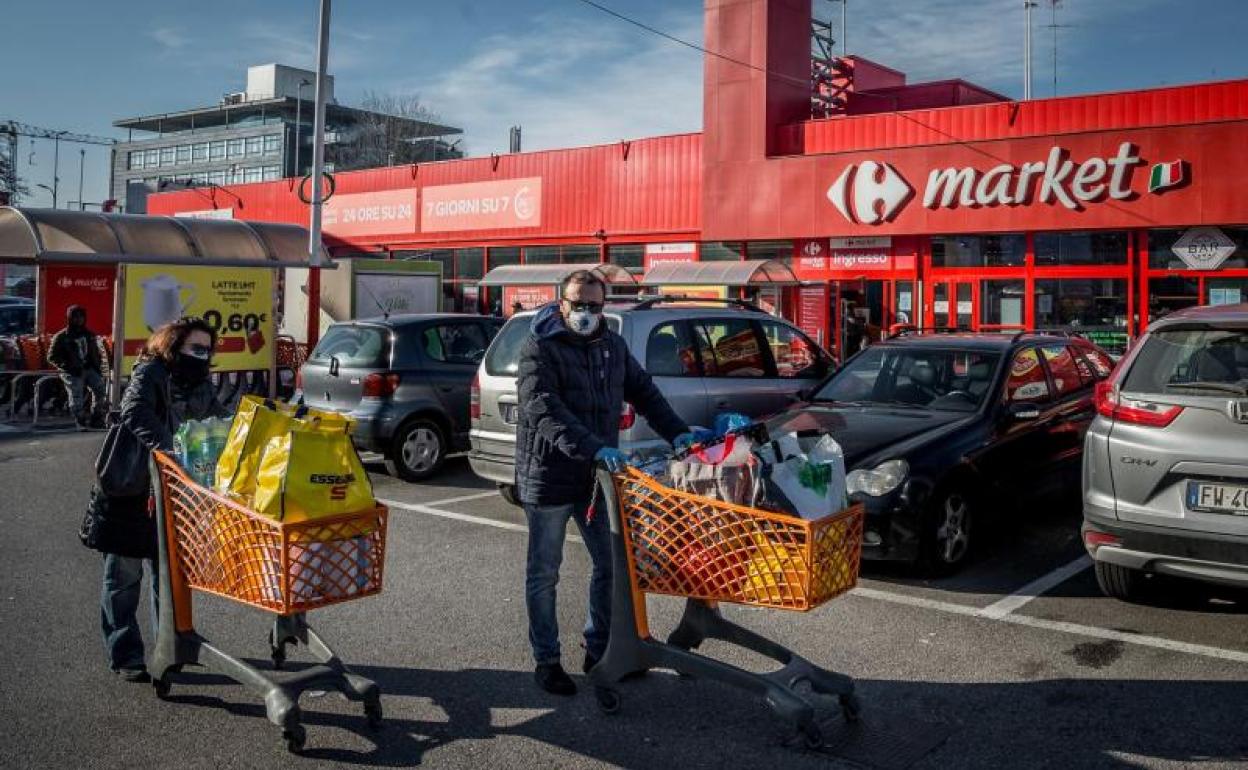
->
xmin=1149 ymin=160 xmax=1185 ymax=193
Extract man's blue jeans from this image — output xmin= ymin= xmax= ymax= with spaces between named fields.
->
xmin=523 ymin=496 xmax=613 ymax=665
xmin=100 ymin=554 xmax=158 ymax=671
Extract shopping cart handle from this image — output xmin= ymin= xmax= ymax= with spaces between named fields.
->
xmin=671 ymin=422 xmax=770 ymax=461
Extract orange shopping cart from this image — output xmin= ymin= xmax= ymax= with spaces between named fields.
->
xmin=588 ymin=465 xmax=864 ymax=749
xmin=147 ymin=451 xmax=388 ymax=753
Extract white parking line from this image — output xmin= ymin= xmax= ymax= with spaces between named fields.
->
xmin=381 ymin=496 xmax=1248 ymax=666
xmin=423 ymin=490 xmax=501 ymax=507
xmin=975 ymin=555 xmax=1092 ymax=620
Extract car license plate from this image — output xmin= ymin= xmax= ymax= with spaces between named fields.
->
xmin=500 ymin=403 xmax=519 ymax=425
xmin=1186 ymin=482 xmax=1248 ymax=516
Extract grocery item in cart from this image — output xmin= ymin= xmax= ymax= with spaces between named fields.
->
xmin=754 ymin=432 xmax=848 ymax=520
xmin=253 ymin=429 xmax=375 ymax=522
xmin=216 ymin=396 xmax=352 ymax=496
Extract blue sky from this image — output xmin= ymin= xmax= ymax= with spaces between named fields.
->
xmin=2 ymin=0 xmax=1245 ymax=208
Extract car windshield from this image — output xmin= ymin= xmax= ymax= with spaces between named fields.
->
xmin=1123 ymin=327 xmax=1248 ymax=396
xmin=309 ymin=324 xmax=390 ymax=368
xmin=812 ymin=346 xmax=1002 ymax=412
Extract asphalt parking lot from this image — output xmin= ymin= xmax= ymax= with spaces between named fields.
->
xmin=2 ymin=431 xmax=1246 ymax=769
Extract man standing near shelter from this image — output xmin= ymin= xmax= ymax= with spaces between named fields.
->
xmin=515 ymin=270 xmax=695 ymax=696
xmin=48 ymin=304 xmax=107 ymax=430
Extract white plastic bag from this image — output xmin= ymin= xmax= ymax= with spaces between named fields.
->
xmin=757 ymin=433 xmax=848 ymax=520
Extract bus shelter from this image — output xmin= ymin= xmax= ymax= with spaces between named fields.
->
xmin=638 ymin=258 xmax=800 ymax=315
xmin=0 ymin=207 xmax=331 ymax=404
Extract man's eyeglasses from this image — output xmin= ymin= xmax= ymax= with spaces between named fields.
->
xmin=562 ymin=299 xmax=604 ymax=313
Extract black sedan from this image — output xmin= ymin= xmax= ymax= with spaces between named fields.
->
xmin=767 ymin=332 xmax=1116 ymax=574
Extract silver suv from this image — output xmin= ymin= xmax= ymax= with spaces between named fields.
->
xmin=1083 ymin=303 xmax=1248 ymax=600
xmin=470 ymin=298 xmax=834 ymax=504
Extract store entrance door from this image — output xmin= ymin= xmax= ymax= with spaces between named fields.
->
xmin=832 ymin=280 xmax=890 ymax=359
xmin=929 ymin=279 xmax=977 ymax=331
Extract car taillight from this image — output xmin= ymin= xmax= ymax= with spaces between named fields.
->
xmin=295 ymin=367 xmax=303 ymax=391
xmin=619 ymin=403 xmax=636 ymax=430
xmin=362 ymin=372 xmax=400 ymax=398
xmin=470 ymin=373 xmax=481 ymax=420
xmin=1094 ymin=381 xmax=1183 ymax=427
xmin=1084 ymin=529 xmax=1122 ymax=551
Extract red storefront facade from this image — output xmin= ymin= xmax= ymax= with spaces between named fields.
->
xmin=149 ymin=0 xmax=1248 ymax=357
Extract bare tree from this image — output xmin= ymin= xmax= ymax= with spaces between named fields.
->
xmin=330 ymin=91 xmax=460 ymax=170
xmin=0 ymin=144 xmax=28 ymax=203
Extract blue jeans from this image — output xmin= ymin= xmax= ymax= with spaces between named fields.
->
xmin=524 ymin=496 xmax=613 ymax=665
xmin=100 ymin=554 xmax=158 ymax=671
xmin=60 ymin=369 xmax=107 ymax=419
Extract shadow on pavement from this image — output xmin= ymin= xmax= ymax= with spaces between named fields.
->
xmin=156 ymin=663 xmax=1248 ymax=769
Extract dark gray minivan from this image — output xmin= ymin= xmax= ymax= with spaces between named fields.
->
xmin=470 ymin=298 xmax=833 ymax=503
xmin=297 ymin=314 xmax=503 ymax=481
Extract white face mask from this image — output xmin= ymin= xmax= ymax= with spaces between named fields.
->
xmin=567 ymin=309 xmax=601 ymax=336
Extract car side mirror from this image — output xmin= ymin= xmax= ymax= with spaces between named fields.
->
xmin=1007 ymin=402 xmax=1042 ymax=421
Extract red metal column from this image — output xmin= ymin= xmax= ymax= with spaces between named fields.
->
xmin=306 ymin=267 xmax=321 ymax=348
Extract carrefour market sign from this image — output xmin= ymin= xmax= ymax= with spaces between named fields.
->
xmin=826 ymin=142 xmax=1186 ymax=225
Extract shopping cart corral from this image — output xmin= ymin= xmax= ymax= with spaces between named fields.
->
xmin=148 ymin=451 xmax=388 ymax=753
xmin=589 ymin=466 xmax=865 ymax=749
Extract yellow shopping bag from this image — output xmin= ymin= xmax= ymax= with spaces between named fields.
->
xmin=252 ymin=430 xmax=375 ymax=523
xmin=216 ymin=396 xmax=352 ymax=496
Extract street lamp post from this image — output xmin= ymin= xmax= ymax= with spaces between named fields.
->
xmin=294 ymin=78 xmax=311 ymax=178
xmin=50 ymin=131 xmax=65 ymax=209
xmin=77 ymin=148 xmax=85 ymax=211
xmin=306 ymin=0 xmax=332 ymax=349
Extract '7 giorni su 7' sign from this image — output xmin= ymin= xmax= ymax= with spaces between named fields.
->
xmin=421 ymin=177 xmax=542 ymax=232
xmin=122 ymin=265 xmax=274 ymax=372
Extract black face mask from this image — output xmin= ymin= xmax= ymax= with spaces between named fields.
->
xmin=171 ymin=352 xmax=211 ymax=385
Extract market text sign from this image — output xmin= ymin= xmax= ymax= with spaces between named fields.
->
xmin=322 ymin=190 xmax=418 ymax=237
xmin=827 ymin=142 xmax=1187 ymax=225
xmin=422 ymin=177 xmax=542 ymax=232
xmin=40 ymin=265 xmax=115 ymax=334
xmin=123 ymin=265 xmax=274 ymax=372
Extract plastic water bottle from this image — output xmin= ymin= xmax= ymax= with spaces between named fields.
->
xmin=173 ymin=423 xmax=191 ymax=469
xmin=185 ymin=420 xmax=212 ymax=487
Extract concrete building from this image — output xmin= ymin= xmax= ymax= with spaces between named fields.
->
xmin=111 ymin=64 xmax=461 ymax=212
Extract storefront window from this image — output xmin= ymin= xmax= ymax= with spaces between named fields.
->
xmin=701 ymin=242 xmax=745 ymax=262
xmin=455 ymin=248 xmax=484 ymax=280
xmin=956 ymin=283 xmax=973 ymax=329
xmin=746 ymin=240 xmax=792 ymax=263
xmin=524 ymin=246 xmax=559 ymax=265
xmin=981 ymin=280 xmax=1026 ymax=328
xmin=1208 ymin=278 xmax=1248 ymax=307
xmin=931 ymin=234 xmax=1025 ymax=267
xmin=1034 ymin=231 xmax=1128 ymax=266
xmin=894 ymin=281 xmax=915 ymax=326
xmin=561 ymin=244 xmax=600 ymax=263
xmin=1034 ymin=277 xmax=1128 ymax=338
xmin=607 ymin=244 xmax=644 ymax=271
xmin=487 ymin=247 xmax=521 ymax=269
xmin=394 ymin=249 xmax=454 ymax=280
xmin=1148 ymin=276 xmax=1200 ymax=321
xmin=1149 ymin=227 xmax=1248 ymax=269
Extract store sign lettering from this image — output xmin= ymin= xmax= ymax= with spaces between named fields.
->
xmin=322 ymin=190 xmax=419 ymax=237
xmin=827 ymin=143 xmax=1173 ymax=225
xmin=421 ymin=177 xmax=542 ymax=232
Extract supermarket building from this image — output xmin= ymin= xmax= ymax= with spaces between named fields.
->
xmin=148 ymin=0 xmax=1248 ymax=357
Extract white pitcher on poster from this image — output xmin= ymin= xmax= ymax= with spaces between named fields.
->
xmin=141 ymin=274 xmax=195 ymax=331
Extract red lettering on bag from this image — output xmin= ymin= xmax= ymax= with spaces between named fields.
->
xmin=330 ymin=484 xmax=347 ymax=501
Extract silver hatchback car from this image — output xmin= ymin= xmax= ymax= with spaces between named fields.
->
xmin=1083 ymin=303 xmax=1248 ymax=600
xmin=469 ymin=298 xmax=834 ymax=504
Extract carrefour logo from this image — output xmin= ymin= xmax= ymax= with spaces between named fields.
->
xmin=826 ymin=143 xmax=1180 ymax=225
xmin=826 ymin=161 xmax=912 ymax=225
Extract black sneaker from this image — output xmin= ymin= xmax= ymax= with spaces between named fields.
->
xmin=534 ymin=663 xmax=577 ymax=696
xmin=116 ymin=667 xmax=151 ymax=683
xmin=76 ymin=415 xmax=91 ymax=432
xmin=582 ymin=652 xmax=600 ymax=675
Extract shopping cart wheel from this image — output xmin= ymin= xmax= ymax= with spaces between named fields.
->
xmin=595 ymin=687 xmax=621 ymax=715
xmin=283 ymin=725 xmax=307 ymax=754
xmin=152 ymin=677 xmax=172 ymax=700
xmin=839 ymin=693 xmax=862 ymax=723
xmin=799 ymin=722 xmax=824 ymax=750
xmin=365 ymin=701 xmax=384 ymax=730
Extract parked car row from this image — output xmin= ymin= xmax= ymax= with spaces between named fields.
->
xmin=293 ymin=299 xmax=1247 ymax=601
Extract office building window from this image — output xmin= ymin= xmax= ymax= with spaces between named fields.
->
xmin=176 ymin=145 xmax=191 ymax=164
xmin=192 ymin=143 xmax=208 ymax=162
xmin=144 ymin=149 xmax=159 ymax=167
xmin=245 ymin=137 xmax=263 ymax=156
xmin=263 ymin=135 xmax=282 ymax=154
xmin=242 ymin=167 xmax=262 ymax=183
xmin=209 ymin=141 xmax=226 ymax=161
xmin=208 ymin=170 xmax=227 ymax=186
xmin=128 ymin=151 xmax=144 ymax=170
xmin=160 ymin=147 xmax=175 ymax=166
xmin=227 ymin=139 xmax=245 ymax=158
xmin=262 ymin=165 xmax=281 ymax=181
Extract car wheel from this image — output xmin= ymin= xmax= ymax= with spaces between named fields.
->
xmin=919 ymin=487 xmax=975 ymax=576
xmin=1094 ymin=561 xmax=1143 ymax=602
xmin=498 ymin=484 xmax=520 ymax=506
xmin=386 ymin=418 xmax=446 ymax=482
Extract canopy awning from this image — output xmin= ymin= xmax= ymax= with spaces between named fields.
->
xmin=0 ymin=207 xmax=331 ymax=268
xmin=639 ymin=259 xmax=799 ymax=286
xmin=478 ymin=262 xmax=636 ymax=286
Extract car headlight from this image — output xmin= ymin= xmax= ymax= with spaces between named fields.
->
xmin=846 ymin=459 xmax=909 ymax=497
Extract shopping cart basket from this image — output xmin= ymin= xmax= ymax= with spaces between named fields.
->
xmin=148 ymin=451 xmax=388 ymax=753
xmin=588 ymin=466 xmax=864 ymax=748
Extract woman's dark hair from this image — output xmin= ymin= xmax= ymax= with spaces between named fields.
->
xmin=140 ymin=316 xmax=217 ymax=365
